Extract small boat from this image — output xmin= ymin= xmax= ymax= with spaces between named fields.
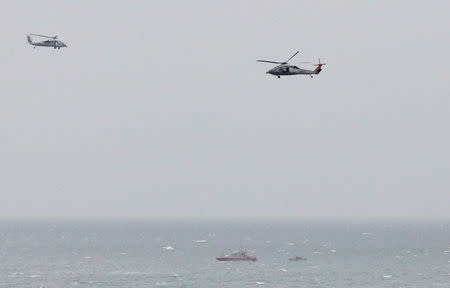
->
xmin=216 ymin=250 xmax=257 ymax=261
xmin=289 ymin=256 xmax=307 ymax=261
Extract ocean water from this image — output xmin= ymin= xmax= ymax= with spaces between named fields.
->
xmin=0 ymin=221 xmax=449 ymax=288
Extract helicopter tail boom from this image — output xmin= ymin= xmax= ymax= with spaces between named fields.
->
xmin=313 ymin=64 xmax=323 ymax=74
xmin=313 ymin=58 xmax=326 ymax=74
xmin=27 ymin=35 xmax=34 ymax=45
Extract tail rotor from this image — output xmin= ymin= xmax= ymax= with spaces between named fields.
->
xmin=313 ymin=58 xmax=326 ymax=74
xmin=27 ymin=34 xmax=36 ymax=46
xmin=314 ymin=58 xmax=326 ymax=66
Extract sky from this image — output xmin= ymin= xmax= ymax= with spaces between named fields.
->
xmin=1 ymin=1 xmax=449 ymax=220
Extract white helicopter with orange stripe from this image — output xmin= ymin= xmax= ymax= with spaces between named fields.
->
xmin=257 ymin=51 xmax=325 ymax=78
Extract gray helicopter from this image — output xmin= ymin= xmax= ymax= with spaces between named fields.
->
xmin=257 ymin=51 xmax=325 ymax=78
xmin=27 ymin=34 xmax=67 ymax=49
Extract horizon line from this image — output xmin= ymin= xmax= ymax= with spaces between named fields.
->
xmin=0 ymin=216 xmax=449 ymax=223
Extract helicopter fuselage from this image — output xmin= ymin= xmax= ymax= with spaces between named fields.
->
xmin=27 ymin=35 xmax=67 ymax=49
xmin=267 ymin=64 xmax=320 ymax=77
xmin=31 ymin=40 xmax=67 ymax=49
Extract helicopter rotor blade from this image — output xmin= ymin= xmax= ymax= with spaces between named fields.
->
xmin=30 ymin=34 xmax=58 ymax=39
xmin=257 ymin=60 xmax=283 ymax=64
xmin=284 ymin=51 xmax=299 ymax=63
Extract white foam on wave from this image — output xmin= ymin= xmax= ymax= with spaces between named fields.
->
xmin=126 ymin=271 xmax=147 ymax=275
xmin=280 ymin=268 xmax=287 ymax=272
xmin=28 ymin=274 xmax=41 ymax=278
xmin=383 ymin=275 xmax=392 ymax=279
xmin=161 ymin=246 xmax=174 ymax=250
xmin=110 ymin=271 xmax=147 ymax=275
xmin=256 ymin=281 xmax=265 ymax=285
xmin=194 ymin=239 xmax=207 ymax=243
xmin=8 ymin=272 xmax=25 ymax=278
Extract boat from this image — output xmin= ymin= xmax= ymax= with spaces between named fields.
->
xmin=289 ymin=256 xmax=307 ymax=261
xmin=216 ymin=250 xmax=257 ymax=261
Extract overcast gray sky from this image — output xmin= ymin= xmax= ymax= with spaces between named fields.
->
xmin=1 ymin=1 xmax=449 ymax=220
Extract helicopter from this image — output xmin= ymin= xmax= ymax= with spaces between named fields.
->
xmin=27 ymin=34 xmax=67 ymax=49
xmin=257 ymin=51 xmax=325 ymax=78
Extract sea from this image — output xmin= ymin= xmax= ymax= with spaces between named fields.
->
xmin=0 ymin=220 xmax=449 ymax=288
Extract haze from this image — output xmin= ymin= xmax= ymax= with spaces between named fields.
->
xmin=1 ymin=1 xmax=449 ymax=220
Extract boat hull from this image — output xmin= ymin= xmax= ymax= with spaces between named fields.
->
xmin=216 ymin=257 xmax=257 ymax=261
